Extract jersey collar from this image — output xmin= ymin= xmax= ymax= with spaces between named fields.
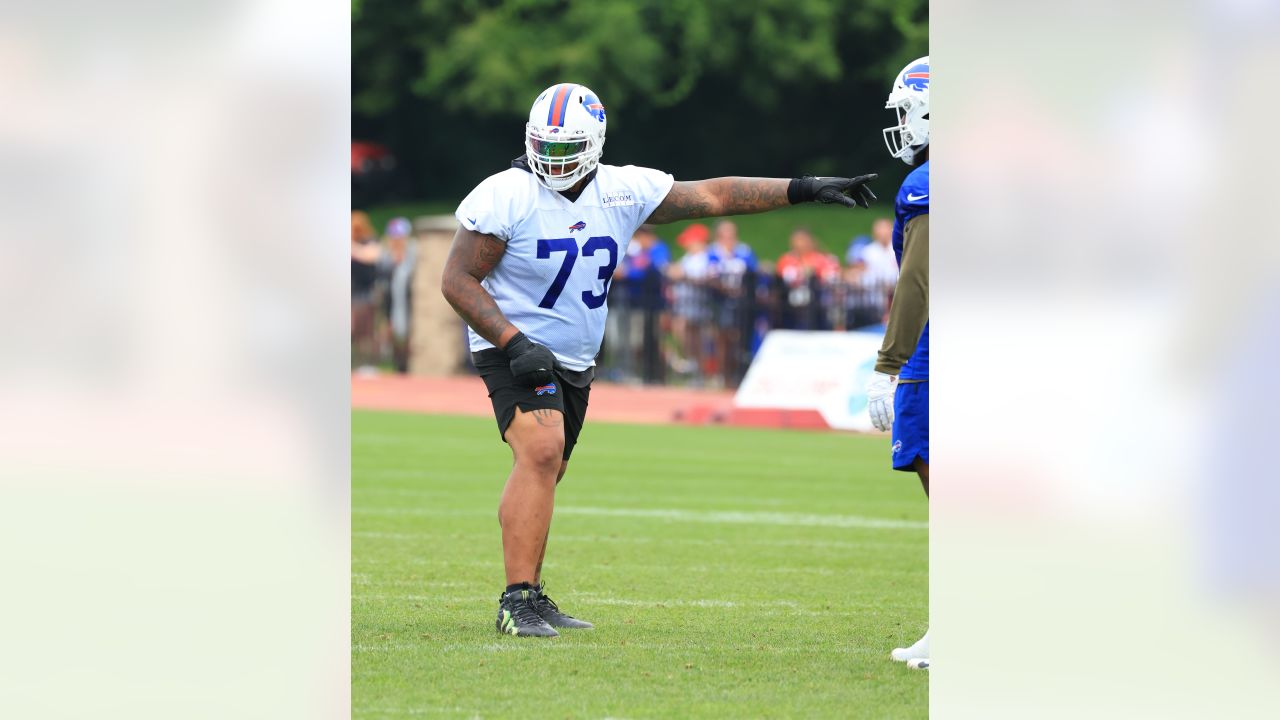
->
xmin=511 ymin=154 xmax=598 ymax=203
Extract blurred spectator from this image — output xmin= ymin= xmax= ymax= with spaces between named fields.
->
xmin=351 ymin=210 xmax=381 ymax=371
xmin=377 ymin=217 xmax=415 ymax=374
xmin=610 ymin=224 xmax=670 ymax=383
xmin=707 ymin=220 xmax=758 ymax=387
xmin=854 ymin=218 xmax=899 ymax=288
xmin=666 ymin=223 xmax=712 ymax=378
xmin=707 ymin=219 xmax=759 ymax=279
xmin=777 ymin=226 xmax=841 ymax=287
xmin=845 ymin=232 xmax=872 ymax=265
xmin=846 ymin=217 xmax=898 ymax=328
xmin=620 ymin=224 xmax=671 ymax=284
xmin=777 ymin=226 xmax=841 ymax=331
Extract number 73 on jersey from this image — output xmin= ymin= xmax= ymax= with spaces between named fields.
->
xmin=536 ymin=235 xmax=618 ymax=310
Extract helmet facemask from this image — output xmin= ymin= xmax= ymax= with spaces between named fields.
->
xmin=525 ymin=123 xmax=605 ymax=191
xmin=883 ymin=94 xmax=929 ymax=166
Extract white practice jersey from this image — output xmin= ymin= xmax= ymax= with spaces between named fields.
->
xmin=455 ymin=163 xmax=674 ymax=370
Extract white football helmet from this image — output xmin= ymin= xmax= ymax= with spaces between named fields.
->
xmin=883 ymin=56 xmax=930 ymax=165
xmin=525 ymin=83 xmax=607 ymax=191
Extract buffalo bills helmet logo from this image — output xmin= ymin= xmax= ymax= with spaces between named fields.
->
xmin=582 ymin=92 xmax=606 ymax=122
xmin=534 ymin=383 xmax=557 ymax=396
xmin=902 ymin=63 xmax=929 ymax=91
xmin=568 ymin=221 xmax=586 ymax=232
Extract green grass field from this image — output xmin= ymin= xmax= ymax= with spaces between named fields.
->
xmin=365 ymin=201 xmax=889 ymax=264
xmin=353 ymin=410 xmax=928 ymax=718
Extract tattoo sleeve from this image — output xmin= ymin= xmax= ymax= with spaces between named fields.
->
xmin=645 ymin=178 xmax=792 ymax=224
xmin=440 ymin=226 xmax=518 ymax=348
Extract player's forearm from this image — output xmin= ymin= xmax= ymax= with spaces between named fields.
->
xmin=875 ymin=216 xmax=930 ymax=375
xmin=647 ymin=178 xmax=790 ymax=223
xmin=441 ymin=271 xmax=517 ymax=348
xmin=702 ymin=177 xmax=792 ymax=216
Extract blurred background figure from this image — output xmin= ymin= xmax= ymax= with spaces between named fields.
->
xmin=377 ymin=217 xmax=416 ymax=374
xmin=777 ymin=226 xmax=841 ymax=331
xmin=666 ymin=223 xmax=712 ymax=382
xmin=707 ymin=221 xmax=758 ymax=387
xmin=846 ymin=217 xmax=899 ymax=328
xmin=351 ymin=210 xmax=381 ymax=373
xmin=609 ymin=224 xmax=670 ymax=384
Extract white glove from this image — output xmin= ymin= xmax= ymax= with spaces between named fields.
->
xmin=866 ymin=371 xmax=897 ymax=432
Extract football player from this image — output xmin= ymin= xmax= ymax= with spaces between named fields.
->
xmin=866 ymin=57 xmax=931 ymax=669
xmin=442 ymin=82 xmax=879 ymax=637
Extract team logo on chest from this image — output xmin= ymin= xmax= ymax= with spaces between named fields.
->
xmin=568 ymin=220 xmax=586 ymax=233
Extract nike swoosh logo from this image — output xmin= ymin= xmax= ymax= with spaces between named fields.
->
xmin=906 ymin=193 xmax=928 ymax=202
xmin=466 ymin=217 xmax=477 ymax=225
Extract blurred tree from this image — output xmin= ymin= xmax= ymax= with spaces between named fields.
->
xmin=353 ymin=0 xmax=927 ymax=202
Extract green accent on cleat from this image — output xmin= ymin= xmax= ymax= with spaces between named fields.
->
xmin=495 ymin=588 xmax=558 ymax=638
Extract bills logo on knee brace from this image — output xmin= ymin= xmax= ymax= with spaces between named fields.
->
xmin=534 ymin=383 xmax=558 ymax=396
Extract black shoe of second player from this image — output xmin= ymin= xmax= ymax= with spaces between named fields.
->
xmin=532 ymin=583 xmax=594 ymax=629
xmin=496 ymin=587 xmax=559 ymax=638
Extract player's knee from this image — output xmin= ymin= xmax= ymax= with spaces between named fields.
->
xmin=519 ymin=437 xmax=565 ymax=475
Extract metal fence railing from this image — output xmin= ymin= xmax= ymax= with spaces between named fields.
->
xmin=599 ymin=271 xmax=895 ymax=389
xmin=358 ymin=262 xmax=896 ymax=389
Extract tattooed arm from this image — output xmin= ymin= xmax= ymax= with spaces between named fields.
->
xmin=645 ymin=179 xmax=789 ymax=225
xmin=440 ymin=226 xmax=519 ymax=348
xmin=645 ymin=174 xmax=878 ymax=224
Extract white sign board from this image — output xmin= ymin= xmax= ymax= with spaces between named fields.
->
xmin=733 ymin=330 xmax=884 ymax=432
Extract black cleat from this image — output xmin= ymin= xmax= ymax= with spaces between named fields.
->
xmin=532 ymin=583 xmax=594 ymax=629
xmin=496 ymin=587 xmax=559 ymax=638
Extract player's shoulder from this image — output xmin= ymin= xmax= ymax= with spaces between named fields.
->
xmin=895 ymin=161 xmax=929 ymax=214
xmin=595 ymin=163 xmax=674 ymax=205
xmin=472 ymin=166 xmax=538 ymax=195
xmin=456 ymin=164 xmax=542 ymax=238
xmin=597 ymin=163 xmax=671 ymax=186
xmin=463 ymin=166 xmax=540 ymax=215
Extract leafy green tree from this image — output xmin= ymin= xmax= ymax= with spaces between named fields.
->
xmin=353 ymin=0 xmax=927 ymax=200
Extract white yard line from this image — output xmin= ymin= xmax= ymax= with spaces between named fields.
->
xmin=354 ymin=640 xmax=863 ymax=654
xmin=354 ymin=505 xmax=925 ymax=530
xmin=554 ymin=506 xmax=926 ymax=530
xmin=354 ymin=530 xmax=915 ymax=552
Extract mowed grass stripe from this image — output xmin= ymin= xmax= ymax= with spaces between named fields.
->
xmin=353 ymin=410 xmax=927 ymax=719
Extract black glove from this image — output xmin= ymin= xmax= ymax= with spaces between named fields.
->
xmin=503 ymin=331 xmax=557 ymax=388
xmin=788 ymin=174 xmax=878 ymax=209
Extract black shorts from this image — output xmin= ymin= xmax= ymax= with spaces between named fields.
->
xmin=472 ymin=348 xmax=593 ymax=461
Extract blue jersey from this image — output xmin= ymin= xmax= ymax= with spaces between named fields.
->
xmin=707 ymin=243 xmax=758 ymax=273
xmin=892 ymin=161 xmax=929 ymax=380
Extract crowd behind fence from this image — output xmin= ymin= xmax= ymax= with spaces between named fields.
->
xmin=352 ymin=212 xmax=899 ymax=388
xmin=600 ymin=271 xmax=894 ymax=389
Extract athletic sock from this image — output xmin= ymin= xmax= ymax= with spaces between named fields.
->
xmin=505 ymin=582 xmax=535 ymax=594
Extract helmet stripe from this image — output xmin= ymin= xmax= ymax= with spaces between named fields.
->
xmin=546 ymin=84 xmax=565 ymax=125
xmin=547 ymin=84 xmax=575 ymax=127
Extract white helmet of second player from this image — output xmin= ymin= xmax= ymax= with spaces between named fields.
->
xmin=883 ymin=56 xmax=929 ymax=165
xmin=525 ymin=83 xmax=607 ymax=191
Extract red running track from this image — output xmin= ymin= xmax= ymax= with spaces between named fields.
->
xmin=351 ymin=374 xmax=833 ymax=430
